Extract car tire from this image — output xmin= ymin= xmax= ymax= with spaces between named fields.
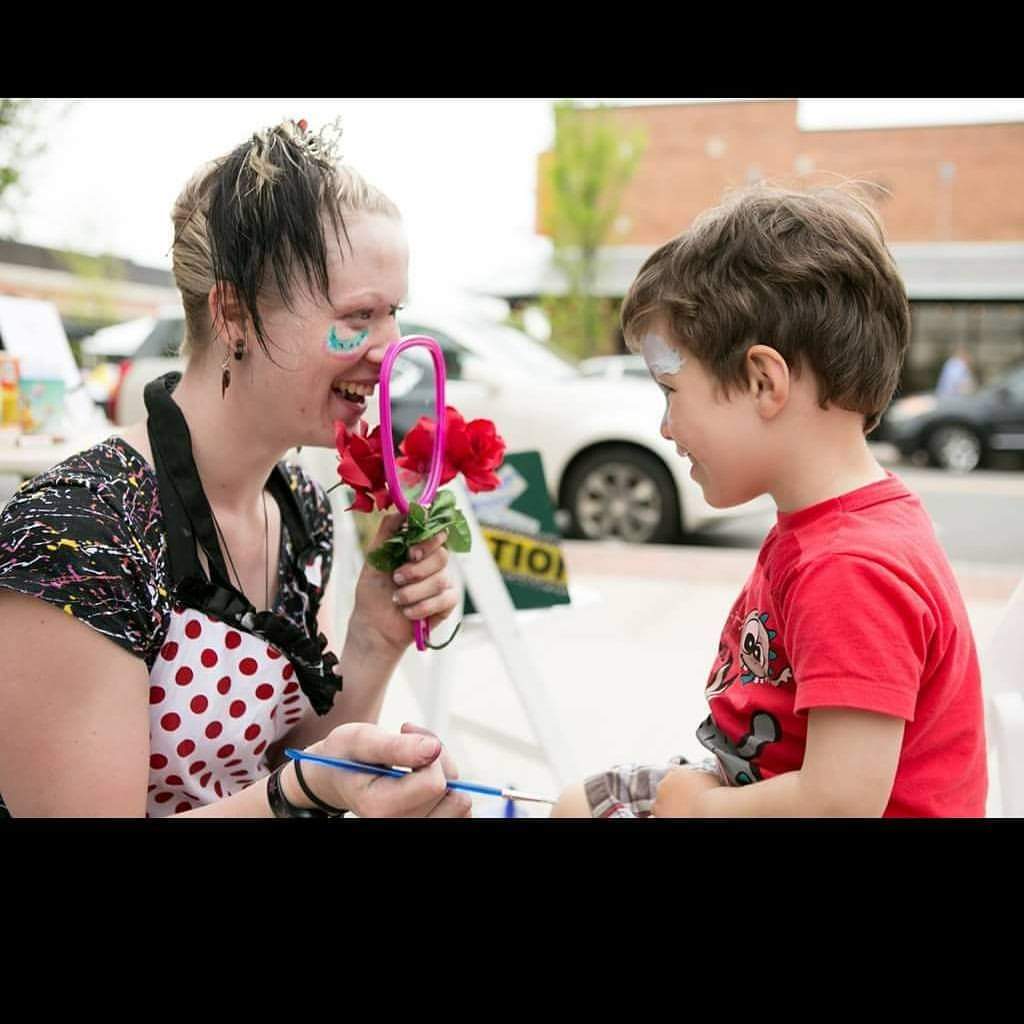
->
xmin=561 ymin=445 xmax=682 ymax=544
xmin=926 ymin=424 xmax=984 ymax=472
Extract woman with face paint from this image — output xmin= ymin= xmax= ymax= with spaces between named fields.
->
xmin=0 ymin=119 xmax=467 ymax=819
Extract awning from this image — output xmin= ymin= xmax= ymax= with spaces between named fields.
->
xmin=479 ymin=242 xmax=1024 ymax=303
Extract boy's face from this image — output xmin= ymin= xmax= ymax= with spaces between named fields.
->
xmin=640 ymin=318 xmax=773 ymax=509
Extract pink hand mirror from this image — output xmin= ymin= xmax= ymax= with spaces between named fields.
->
xmin=377 ymin=335 xmax=447 ymax=651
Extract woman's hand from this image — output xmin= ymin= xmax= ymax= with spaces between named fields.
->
xmin=304 ymin=720 xmax=471 ymax=818
xmin=350 ymin=512 xmax=459 ymax=652
xmin=652 ymin=766 xmax=724 ymax=818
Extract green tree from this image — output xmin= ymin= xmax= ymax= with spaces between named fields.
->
xmin=0 ymin=98 xmax=73 ymax=229
xmin=1 ymin=100 xmax=43 ymax=212
xmin=540 ymin=100 xmax=646 ymax=361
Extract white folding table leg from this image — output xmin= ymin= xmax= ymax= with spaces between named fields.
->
xmin=449 ymin=480 xmax=578 ymax=788
xmin=398 ymin=642 xmax=452 ymax=737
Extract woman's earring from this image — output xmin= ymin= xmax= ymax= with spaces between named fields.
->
xmin=222 ymin=340 xmax=245 ymax=399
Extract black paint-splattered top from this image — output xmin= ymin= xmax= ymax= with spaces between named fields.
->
xmin=0 ymin=437 xmax=334 ymax=670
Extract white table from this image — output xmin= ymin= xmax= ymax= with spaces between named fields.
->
xmin=0 ymin=430 xmax=113 ymax=479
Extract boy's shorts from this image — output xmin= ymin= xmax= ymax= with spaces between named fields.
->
xmin=583 ymin=756 xmax=723 ymax=818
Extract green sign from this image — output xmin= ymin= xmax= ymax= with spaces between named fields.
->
xmin=464 ymin=450 xmax=571 ymax=612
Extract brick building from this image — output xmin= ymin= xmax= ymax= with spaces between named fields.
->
xmin=502 ymin=99 xmax=1024 ymax=392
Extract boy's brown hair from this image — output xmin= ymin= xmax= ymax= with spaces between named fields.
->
xmin=620 ymin=182 xmax=911 ymax=432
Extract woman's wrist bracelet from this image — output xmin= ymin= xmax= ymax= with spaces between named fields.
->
xmin=293 ymin=758 xmax=348 ymax=817
xmin=266 ymin=762 xmax=329 ymax=819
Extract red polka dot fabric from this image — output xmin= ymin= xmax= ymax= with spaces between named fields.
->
xmin=146 ymin=609 xmax=313 ymax=817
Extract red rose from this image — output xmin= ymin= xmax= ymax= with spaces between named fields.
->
xmin=396 ymin=406 xmax=465 ymax=486
xmin=396 ymin=406 xmax=505 ymax=494
xmin=453 ymin=417 xmax=506 ymax=492
xmin=334 ymin=420 xmax=393 ymax=512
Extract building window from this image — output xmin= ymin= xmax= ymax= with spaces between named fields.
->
xmin=905 ymin=301 xmax=1024 ymax=392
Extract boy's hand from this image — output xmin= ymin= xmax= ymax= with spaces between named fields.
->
xmin=653 ymin=766 xmax=724 ymax=817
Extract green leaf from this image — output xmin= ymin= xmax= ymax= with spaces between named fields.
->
xmin=425 ymin=516 xmax=456 ymax=533
xmin=430 ymin=490 xmax=456 ymax=514
xmin=366 ymin=494 xmax=472 ymax=568
xmin=412 ymin=521 xmax=450 ymax=544
xmin=368 ymin=523 xmax=413 ymax=572
xmin=367 ymin=545 xmax=406 ymax=573
xmin=446 ymin=514 xmax=472 ymax=553
xmin=408 ymin=502 xmax=427 ymax=529
xmin=405 ymin=520 xmax=432 ymax=539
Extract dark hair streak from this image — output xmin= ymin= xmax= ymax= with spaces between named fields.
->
xmin=205 ymin=121 xmax=351 ymax=356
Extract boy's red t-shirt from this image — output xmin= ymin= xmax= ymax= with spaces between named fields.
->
xmin=698 ymin=473 xmax=987 ymax=817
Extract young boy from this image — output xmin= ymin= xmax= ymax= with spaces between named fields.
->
xmin=553 ymin=183 xmax=987 ymax=818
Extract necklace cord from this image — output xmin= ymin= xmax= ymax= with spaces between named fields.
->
xmin=209 ymin=490 xmax=271 ymax=611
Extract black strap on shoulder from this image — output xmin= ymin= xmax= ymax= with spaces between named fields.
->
xmin=144 ymin=373 xmax=318 ymax=589
xmin=143 ymin=372 xmax=342 ymax=716
xmin=267 ymin=462 xmax=318 ymax=567
xmin=144 ymin=373 xmax=234 ymax=590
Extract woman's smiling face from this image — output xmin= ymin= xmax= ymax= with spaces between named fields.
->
xmin=246 ymin=211 xmax=410 ymax=449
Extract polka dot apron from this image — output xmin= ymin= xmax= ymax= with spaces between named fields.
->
xmin=143 ymin=374 xmax=342 ymax=817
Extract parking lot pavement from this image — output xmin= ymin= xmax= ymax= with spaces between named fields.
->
xmin=375 ymin=539 xmax=1020 ymax=816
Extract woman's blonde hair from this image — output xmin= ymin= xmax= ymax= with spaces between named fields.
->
xmin=170 ymin=118 xmax=399 ymax=359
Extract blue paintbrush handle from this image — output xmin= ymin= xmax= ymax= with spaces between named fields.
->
xmin=285 ymin=748 xmax=505 ymax=799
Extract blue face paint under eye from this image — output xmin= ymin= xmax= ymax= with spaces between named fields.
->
xmin=326 ymin=326 xmax=369 ymax=354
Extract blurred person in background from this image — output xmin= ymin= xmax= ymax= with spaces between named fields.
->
xmin=935 ymin=342 xmax=977 ymax=397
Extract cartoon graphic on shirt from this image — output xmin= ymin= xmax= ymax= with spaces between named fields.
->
xmin=705 ymin=645 xmax=735 ymax=700
xmin=704 ymin=609 xmax=793 ymax=701
xmin=739 ymin=609 xmax=791 ymax=685
xmin=697 ymin=711 xmax=781 ymax=786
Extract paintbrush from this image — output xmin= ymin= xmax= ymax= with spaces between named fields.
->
xmin=285 ymin=748 xmax=556 ymax=805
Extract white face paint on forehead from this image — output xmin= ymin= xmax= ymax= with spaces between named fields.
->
xmin=641 ymin=333 xmax=686 ymax=377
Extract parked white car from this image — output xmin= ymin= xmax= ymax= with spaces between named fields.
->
xmin=111 ymin=302 xmax=768 ymax=543
xmin=80 ymin=314 xmax=159 ymax=362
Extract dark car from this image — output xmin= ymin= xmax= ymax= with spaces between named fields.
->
xmin=883 ymin=363 xmax=1024 ymax=471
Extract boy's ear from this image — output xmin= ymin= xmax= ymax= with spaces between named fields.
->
xmin=207 ymin=282 xmax=250 ymax=344
xmin=744 ymin=344 xmax=790 ymax=420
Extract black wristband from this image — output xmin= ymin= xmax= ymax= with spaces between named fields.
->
xmin=293 ymin=759 xmax=348 ymax=817
xmin=266 ymin=762 xmax=328 ymax=819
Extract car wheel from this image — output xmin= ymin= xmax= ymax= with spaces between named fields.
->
xmin=562 ymin=445 xmax=681 ymax=544
xmin=927 ymin=425 xmax=984 ymax=472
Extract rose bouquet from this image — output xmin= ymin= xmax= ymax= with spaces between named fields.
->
xmin=333 ymin=406 xmax=506 ymax=574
